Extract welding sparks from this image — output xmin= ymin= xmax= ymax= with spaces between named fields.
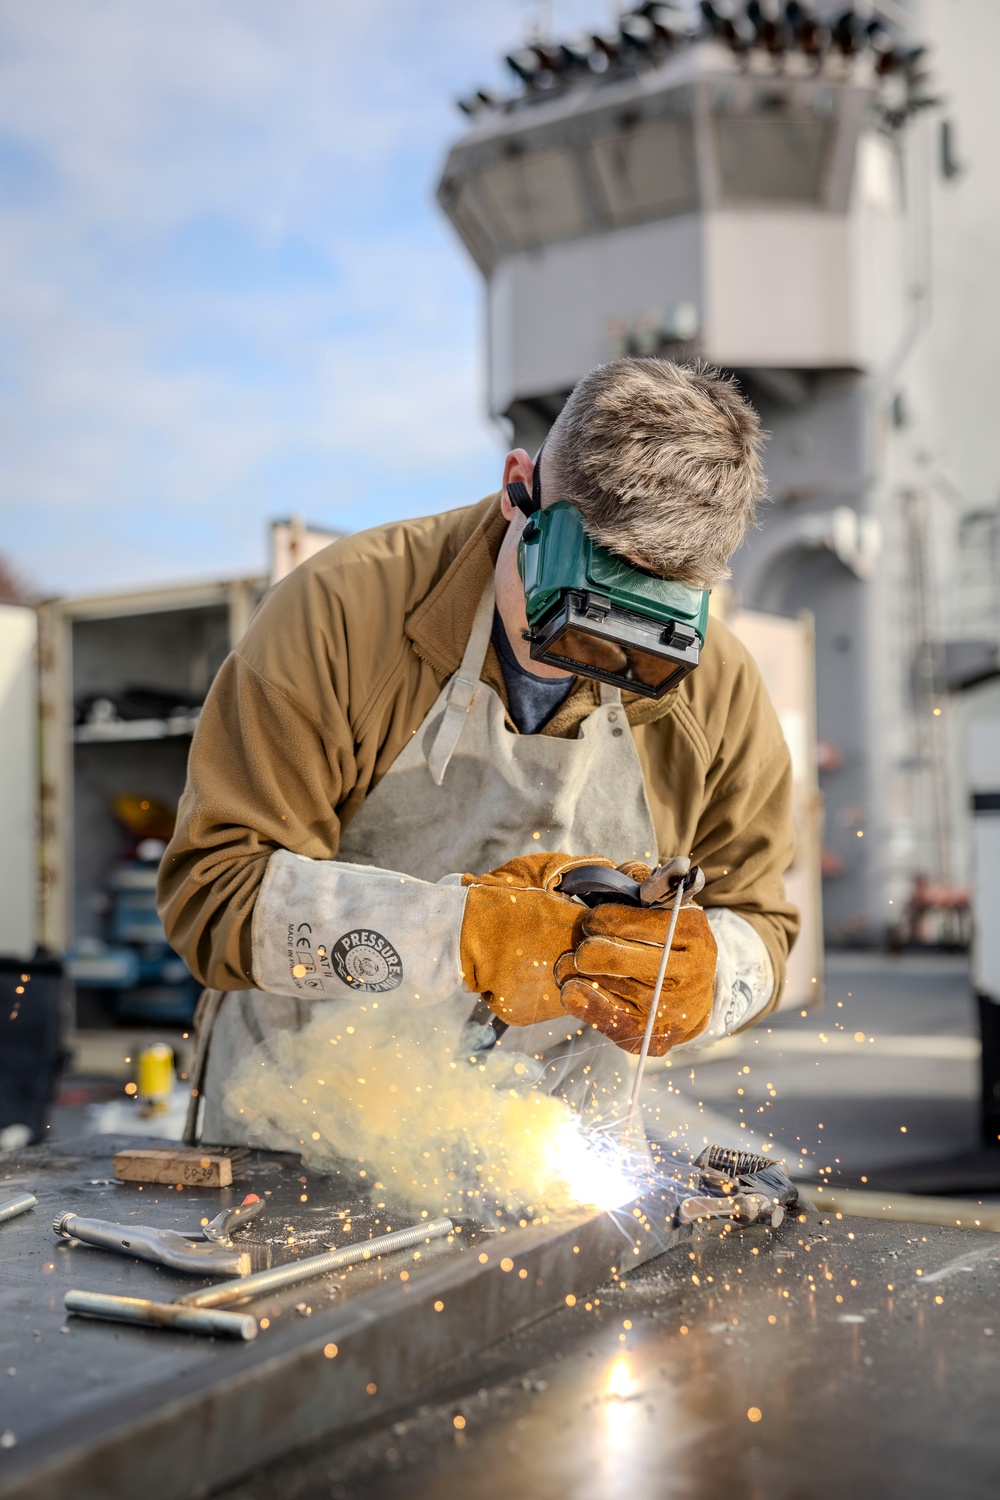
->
xmin=220 ymin=991 xmax=711 ymax=1238
xmin=548 ymin=1117 xmax=635 ymax=1212
xmin=223 ymin=999 xmax=651 ymax=1221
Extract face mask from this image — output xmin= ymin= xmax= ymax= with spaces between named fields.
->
xmin=508 ymin=459 xmax=709 ymax=700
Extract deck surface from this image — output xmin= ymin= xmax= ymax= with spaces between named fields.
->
xmin=222 ymin=1211 xmax=1000 ymax=1500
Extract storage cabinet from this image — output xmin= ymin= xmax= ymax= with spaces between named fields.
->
xmin=37 ymin=577 xmax=266 ymax=1026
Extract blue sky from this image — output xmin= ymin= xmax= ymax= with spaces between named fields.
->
xmin=0 ymin=0 xmax=610 ymax=595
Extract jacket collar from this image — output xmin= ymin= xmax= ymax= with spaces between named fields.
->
xmin=404 ymin=494 xmax=506 ymax=677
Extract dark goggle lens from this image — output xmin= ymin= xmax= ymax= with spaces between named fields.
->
xmin=542 ymin=624 xmax=676 ymax=692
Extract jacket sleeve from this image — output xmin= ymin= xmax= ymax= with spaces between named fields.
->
xmin=157 ymin=647 xmax=357 ymax=989
xmin=681 ymin=663 xmax=801 ymax=1020
xmin=157 ymin=501 xmax=501 ymax=993
xmin=157 ymin=548 xmax=375 ymax=990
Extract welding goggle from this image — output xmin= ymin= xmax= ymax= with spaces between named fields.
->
xmin=508 ymin=460 xmax=710 ymax=700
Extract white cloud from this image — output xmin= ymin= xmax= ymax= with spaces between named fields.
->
xmin=0 ymin=0 xmax=609 ymax=593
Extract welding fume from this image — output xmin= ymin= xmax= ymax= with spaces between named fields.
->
xmin=156 ymin=357 xmax=797 ymax=1202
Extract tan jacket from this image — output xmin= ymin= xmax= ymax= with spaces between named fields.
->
xmin=158 ymin=495 xmax=799 ymax=1009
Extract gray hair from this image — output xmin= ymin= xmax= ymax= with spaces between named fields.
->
xmin=543 ymin=358 xmax=767 ymax=584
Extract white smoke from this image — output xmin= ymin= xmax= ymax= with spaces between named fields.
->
xmin=222 ymin=996 xmax=634 ymax=1220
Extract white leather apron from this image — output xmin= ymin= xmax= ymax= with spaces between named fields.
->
xmin=194 ymin=580 xmax=659 ymax=1146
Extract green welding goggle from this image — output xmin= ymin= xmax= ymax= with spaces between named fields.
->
xmin=509 ymin=463 xmax=710 ymax=700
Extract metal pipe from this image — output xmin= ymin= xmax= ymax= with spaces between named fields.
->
xmin=176 ymin=1216 xmax=455 ymax=1309
xmin=810 ymin=1185 xmax=1000 ymax=1232
xmin=0 ymin=1192 xmax=37 ymax=1224
xmin=622 ymin=876 xmax=688 ymax=1141
xmin=65 ymin=1289 xmax=257 ymax=1340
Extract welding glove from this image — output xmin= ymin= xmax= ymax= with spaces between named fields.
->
xmin=460 ymin=852 xmax=616 ymax=1028
xmin=249 ymin=848 xmax=614 ymax=1015
xmin=556 ymin=861 xmax=717 ymax=1056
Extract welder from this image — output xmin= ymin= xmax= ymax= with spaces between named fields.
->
xmin=157 ymin=357 xmax=799 ymax=1145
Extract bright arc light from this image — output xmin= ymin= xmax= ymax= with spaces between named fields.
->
xmin=605 ymin=1355 xmax=637 ymax=1401
xmin=550 ymin=1119 xmax=634 ymax=1211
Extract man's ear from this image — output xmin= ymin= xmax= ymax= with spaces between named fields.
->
xmin=500 ymin=449 xmax=534 ymax=520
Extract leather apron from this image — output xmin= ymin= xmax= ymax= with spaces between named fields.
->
xmin=190 ymin=580 xmax=659 ymax=1146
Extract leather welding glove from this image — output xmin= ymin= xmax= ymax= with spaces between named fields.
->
xmin=460 ymin=852 xmax=615 ymax=1028
xmin=556 ymin=860 xmax=717 ymax=1055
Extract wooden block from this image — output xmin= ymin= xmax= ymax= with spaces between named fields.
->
xmin=113 ymin=1147 xmax=236 ymax=1188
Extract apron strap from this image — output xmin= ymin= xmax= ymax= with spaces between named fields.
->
xmin=427 ymin=578 xmax=496 ymax=786
xmin=599 ymin=683 xmax=623 ymax=706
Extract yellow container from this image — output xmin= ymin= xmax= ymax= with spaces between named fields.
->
xmin=137 ymin=1043 xmax=174 ymax=1106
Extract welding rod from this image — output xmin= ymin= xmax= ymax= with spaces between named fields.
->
xmin=176 ymin=1216 xmax=455 ymax=1309
xmin=0 ymin=1193 xmax=37 ymax=1224
xmin=64 ymin=1289 xmax=257 ymax=1340
xmin=621 ymin=875 xmax=689 ymax=1142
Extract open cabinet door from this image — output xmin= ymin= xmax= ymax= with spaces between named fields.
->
xmin=0 ymin=604 xmax=38 ymax=961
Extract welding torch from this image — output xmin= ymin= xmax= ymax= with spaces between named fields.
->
xmin=558 ymin=857 xmax=705 ymax=1140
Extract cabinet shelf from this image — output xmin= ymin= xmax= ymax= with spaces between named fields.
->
xmin=73 ymin=714 xmax=200 ymax=744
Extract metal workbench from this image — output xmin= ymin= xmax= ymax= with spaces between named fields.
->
xmin=0 ymin=1134 xmax=689 ymax=1500
xmin=5 ymin=1135 xmax=1000 ymax=1499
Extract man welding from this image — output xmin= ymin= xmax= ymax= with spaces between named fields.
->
xmin=158 ymin=357 xmax=798 ymax=1145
